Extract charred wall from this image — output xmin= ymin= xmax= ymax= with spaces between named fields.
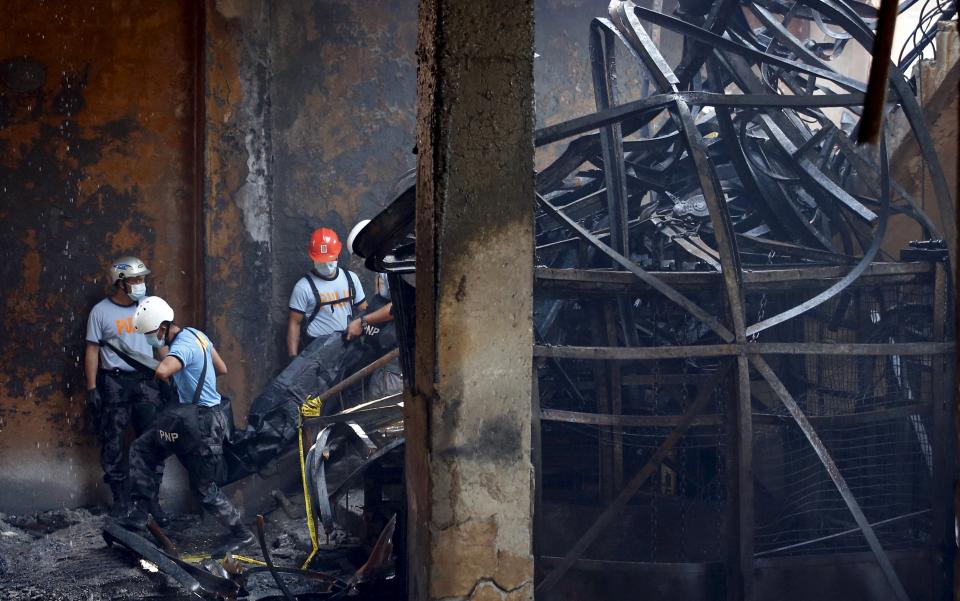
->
xmin=0 ymin=0 xmax=201 ymax=512
xmin=0 ymin=0 xmax=646 ymax=512
xmin=267 ymin=0 xmax=419 ymax=366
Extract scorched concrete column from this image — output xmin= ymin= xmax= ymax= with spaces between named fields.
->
xmin=410 ymin=1 xmax=535 ymax=600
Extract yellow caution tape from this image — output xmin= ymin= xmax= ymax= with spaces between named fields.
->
xmin=297 ymin=409 xmax=321 ymax=569
xmin=301 ymin=393 xmax=323 ymax=418
xmin=179 ymin=553 xmax=208 ymax=564
xmin=230 ymin=554 xmax=268 ymax=567
xmin=180 ymin=552 xmax=267 ymax=567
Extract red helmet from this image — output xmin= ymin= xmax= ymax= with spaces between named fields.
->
xmin=309 ymin=227 xmax=342 ymax=262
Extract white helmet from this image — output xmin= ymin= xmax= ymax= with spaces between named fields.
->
xmin=133 ymin=296 xmax=175 ymax=333
xmin=347 ymin=219 xmax=371 ymax=255
xmin=109 ymin=256 xmax=151 ymax=285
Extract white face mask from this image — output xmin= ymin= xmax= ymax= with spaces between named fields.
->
xmin=314 ymin=261 xmax=338 ymax=277
xmin=128 ymin=282 xmax=147 ymax=301
xmin=146 ymin=329 xmax=165 ymax=348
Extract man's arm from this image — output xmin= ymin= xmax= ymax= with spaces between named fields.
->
xmin=211 ymin=347 xmax=228 ymax=375
xmin=84 ymin=342 xmax=100 ymax=391
xmin=346 ymin=302 xmax=393 ymax=341
xmin=155 ymin=356 xmax=184 ymax=381
xmin=287 ymin=311 xmax=304 ymax=358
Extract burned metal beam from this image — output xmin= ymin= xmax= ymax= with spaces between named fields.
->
xmin=536 ymin=362 xmax=734 ymax=594
xmin=750 ymin=355 xmax=911 ymax=601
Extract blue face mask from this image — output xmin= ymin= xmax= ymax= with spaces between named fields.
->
xmin=146 ymin=329 xmax=165 ymax=348
xmin=314 ymin=261 xmax=338 ymax=277
xmin=128 ymin=282 xmax=147 ymax=301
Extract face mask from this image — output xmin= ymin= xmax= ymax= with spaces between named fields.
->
xmin=314 ymin=261 xmax=338 ymax=277
xmin=146 ymin=329 xmax=165 ymax=348
xmin=128 ymin=282 xmax=147 ymax=301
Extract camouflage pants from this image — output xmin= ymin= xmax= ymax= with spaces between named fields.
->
xmin=128 ymin=406 xmax=241 ymax=528
xmin=96 ymin=371 xmax=162 ymax=486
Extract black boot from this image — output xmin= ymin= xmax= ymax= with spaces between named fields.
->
xmin=224 ymin=522 xmax=255 ymax=547
xmin=148 ymin=498 xmax=171 ymax=528
xmin=116 ymin=499 xmax=150 ymax=532
xmin=108 ymin=483 xmax=130 ymax=518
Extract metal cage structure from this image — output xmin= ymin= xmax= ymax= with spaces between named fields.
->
xmin=529 ymin=1 xmax=956 ymax=600
xmin=352 ymin=0 xmax=957 ymax=598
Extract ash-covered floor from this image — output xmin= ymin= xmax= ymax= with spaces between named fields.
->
xmin=0 ymin=502 xmax=346 ymax=600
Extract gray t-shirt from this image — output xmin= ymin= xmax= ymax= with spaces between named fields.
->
xmin=85 ymin=297 xmax=153 ymax=371
xmin=289 ymin=269 xmax=366 ymax=338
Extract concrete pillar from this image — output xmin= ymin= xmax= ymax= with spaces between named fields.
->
xmin=409 ymin=1 xmax=535 ymax=599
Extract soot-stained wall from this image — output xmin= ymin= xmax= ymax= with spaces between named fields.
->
xmin=0 ymin=0 xmax=201 ymax=512
xmin=268 ymin=0 xmax=419 ymax=364
xmin=1 ymin=0 xmax=635 ymax=512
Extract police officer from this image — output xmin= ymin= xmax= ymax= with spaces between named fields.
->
xmin=121 ymin=296 xmax=253 ymax=545
xmin=344 ymin=220 xmax=394 ymax=342
xmin=84 ymin=256 xmax=162 ymax=516
xmin=286 ymin=227 xmax=367 ymax=358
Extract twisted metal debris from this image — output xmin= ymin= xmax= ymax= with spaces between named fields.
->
xmin=528 ymin=1 xmax=955 ymax=599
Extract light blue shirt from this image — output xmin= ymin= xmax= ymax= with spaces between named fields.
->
xmin=167 ymin=328 xmax=221 ymax=407
xmin=288 ymin=269 xmax=365 ymax=338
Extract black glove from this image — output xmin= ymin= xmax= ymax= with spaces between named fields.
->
xmin=86 ymin=388 xmax=102 ymax=419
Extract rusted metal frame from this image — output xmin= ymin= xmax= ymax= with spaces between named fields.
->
xmin=589 ymin=21 xmax=630 ymax=260
xmin=589 ymin=307 xmax=614 ymax=501
xmin=541 ymin=407 xmax=724 ymax=428
xmin=669 ymin=99 xmax=748 ymax=340
xmin=736 ymin=233 xmax=857 ymax=265
xmin=753 ymin=509 xmax=932 ymax=558
xmin=749 ymin=3 xmax=865 ymax=92
xmin=539 ymin=555 xmax=723 ymax=575
xmin=536 ymin=214 xmax=649 ymax=252
xmin=589 ymin=20 xmax=640 ymax=348
xmin=710 ymin=88 xmax=812 ymax=246
xmin=672 ymin=0 xmax=743 ymax=88
xmin=628 ymin=4 xmax=867 ymax=93
xmin=535 ymin=263 xmax=932 ymax=292
xmin=604 ymin=301 xmax=625 ymax=493
xmin=537 ymin=193 xmax=736 ymax=342
xmin=829 ymin=127 xmax=942 ymax=239
xmin=857 ymin=0 xmax=899 ymax=144
xmin=799 ymin=0 xmax=956 ymax=265
xmin=728 ymin=354 xmax=754 ymax=601
xmin=749 ymin=355 xmax=911 ymax=601
xmin=757 ymin=115 xmax=878 ymax=224
xmin=744 ymin=133 xmax=890 ymax=335
xmin=533 ymin=341 xmax=954 ymax=360
xmin=754 ymin=402 xmax=933 ymax=426
xmin=930 ymin=260 xmax=954 ymax=601
xmin=536 ymin=362 xmax=734 ymax=594
xmin=608 ymin=6 xmax=751 ymax=349
xmin=533 ymin=90 xmax=865 ymax=147
xmin=651 ymin=214 xmax=724 ymax=271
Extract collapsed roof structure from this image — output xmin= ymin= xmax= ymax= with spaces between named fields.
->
xmin=357 ymin=0 xmax=957 ymax=599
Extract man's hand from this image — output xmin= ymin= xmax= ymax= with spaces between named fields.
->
xmin=86 ymin=389 xmax=102 ymax=421
xmin=346 ymin=318 xmax=364 ymax=341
